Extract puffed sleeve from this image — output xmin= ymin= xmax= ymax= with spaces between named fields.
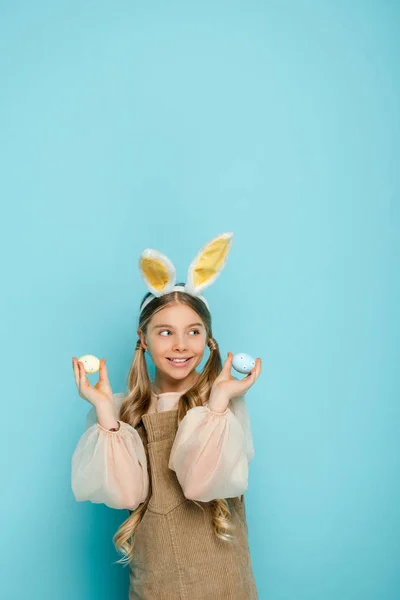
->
xmin=168 ymin=395 xmax=254 ymax=502
xmin=71 ymin=393 xmax=149 ymax=510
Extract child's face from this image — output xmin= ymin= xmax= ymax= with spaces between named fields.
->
xmin=140 ymin=304 xmax=207 ymax=381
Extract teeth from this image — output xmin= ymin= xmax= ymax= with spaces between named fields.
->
xmin=169 ymin=358 xmax=189 ymax=363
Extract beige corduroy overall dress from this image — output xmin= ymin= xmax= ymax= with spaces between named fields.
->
xmin=128 ymin=408 xmax=258 ymax=600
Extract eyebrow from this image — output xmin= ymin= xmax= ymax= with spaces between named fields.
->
xmin=152 ymin=322 xmax=204 ymax=330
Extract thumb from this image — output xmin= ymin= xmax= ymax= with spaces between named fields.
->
xmin=221 ymin=352 xmax=233 ymax=374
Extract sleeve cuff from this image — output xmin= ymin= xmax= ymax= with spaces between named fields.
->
xmin=204 ymin=404 xmax=230 ymax=416
xmin=97 ymin=420 xmax=122 ymax=434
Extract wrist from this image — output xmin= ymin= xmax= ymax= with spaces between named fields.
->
xmin=208 ymin=391 xmax=230 ymax=414
xmin=96 ymin=401 xmax=119 ymax=430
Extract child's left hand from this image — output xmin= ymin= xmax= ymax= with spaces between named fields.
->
xmin=208 ymin=352 xmax=262 ymax=413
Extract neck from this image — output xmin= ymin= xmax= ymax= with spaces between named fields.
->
xmin=152 ymin=370 xmax=200 ymax=395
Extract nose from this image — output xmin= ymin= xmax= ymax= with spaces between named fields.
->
xmin=172 ymin=335 xmax=187 ymax=352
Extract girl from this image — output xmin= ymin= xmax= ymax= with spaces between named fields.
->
xmin=71 ymin=232 xmax=262 ymax=599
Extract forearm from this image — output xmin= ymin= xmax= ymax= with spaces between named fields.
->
xmin=72 ymin=408 xmax=149 ymax=510
xmin=169 ymin=404 xmax=248 ymax=502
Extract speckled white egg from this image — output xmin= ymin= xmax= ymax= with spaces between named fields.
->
xmin=78 ymin=354 xmax=100 ymax=374
xmin=232 ymin=353 xmax=256 ymax=374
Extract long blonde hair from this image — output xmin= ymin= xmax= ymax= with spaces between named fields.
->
xmin=113 ymin=287 xmax=236 ymax=565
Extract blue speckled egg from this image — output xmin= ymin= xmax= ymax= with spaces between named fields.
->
xmin=232 ymin=353 xmax=256 ymax=374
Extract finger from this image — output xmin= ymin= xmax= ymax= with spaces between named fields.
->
xmin=72 ymin=357 xmax=79 ymax=388
xmin=78 ymin=361 xmax=91 ymax=390
xmin=246 ymin=369 xmax=257 ymax=383
xmin=237 ymin=360 xmax=260 ymax=390
xmin=99 ymin=358 xmax=109 ymax=382
xmin=247 ymin=358 xmax=261 ymax=378
xmin=253 ymin=358 xmax=262 ymax=380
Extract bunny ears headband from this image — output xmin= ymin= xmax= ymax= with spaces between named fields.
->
xmin=139 ymin=232 xmax=234 ymax=313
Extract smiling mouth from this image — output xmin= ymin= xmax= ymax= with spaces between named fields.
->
xmin=166 ymin=357 xmax=193 ymax=364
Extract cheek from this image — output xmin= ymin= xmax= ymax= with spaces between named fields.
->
xmin=191 ymin=336 xmax=207 ymax=353
xmin=149 ymin=337 xmax=169 ymax=354
xmin=146 ymin=335 xmax=163 ymax=354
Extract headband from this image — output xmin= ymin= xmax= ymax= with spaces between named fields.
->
xmin=139 ymin=232 xmax=234 ymax=313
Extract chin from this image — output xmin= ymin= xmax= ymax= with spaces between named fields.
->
xmin=170 ymin=372 xmax=192 ymax=380
xmin=166 ymin=366 xmax=197 ymax=378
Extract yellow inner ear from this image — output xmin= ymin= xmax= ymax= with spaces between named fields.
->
xmin=140 ymin=257 xmax=171 ymax=291
xmin=192 ymin=237 xmax=230 ymax=287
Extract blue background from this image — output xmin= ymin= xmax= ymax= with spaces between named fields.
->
xmin=1 ymin=1 xmax=399 ymax=599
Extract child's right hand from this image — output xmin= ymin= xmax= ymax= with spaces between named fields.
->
xmin=72 ymin=357 xmax=114 ymax=408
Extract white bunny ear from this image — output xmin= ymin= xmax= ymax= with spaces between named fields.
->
xmin=139 ymin=249 xmax=177 ymax=297
xmin=185 ymin=232 xmax=234 ymax=296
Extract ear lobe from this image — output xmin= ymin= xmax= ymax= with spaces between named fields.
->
xmin=139 ymin=249 xmax=177 ymax=296
xmin=185 ymin=232 xmax=234 ymax=295
xmin=137 ymin=330 xmax=146 ymax=349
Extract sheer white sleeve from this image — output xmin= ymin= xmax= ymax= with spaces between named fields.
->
xmin=168 ymin=395 xmax=254 ymax=502
xmin=71 ymin=394 xmax=149 ymax=510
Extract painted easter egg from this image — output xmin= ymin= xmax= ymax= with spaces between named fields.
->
xmin=232 ymin=353 xmax=256 ymax=374
xmin=78 ymin=354 xmax=100 ymax=374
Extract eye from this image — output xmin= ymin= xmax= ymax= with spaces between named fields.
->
xmin=159 ymin=330 xmax=171 ymax=336
xmin=189 ymin=329 xmax=200 ymax=335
